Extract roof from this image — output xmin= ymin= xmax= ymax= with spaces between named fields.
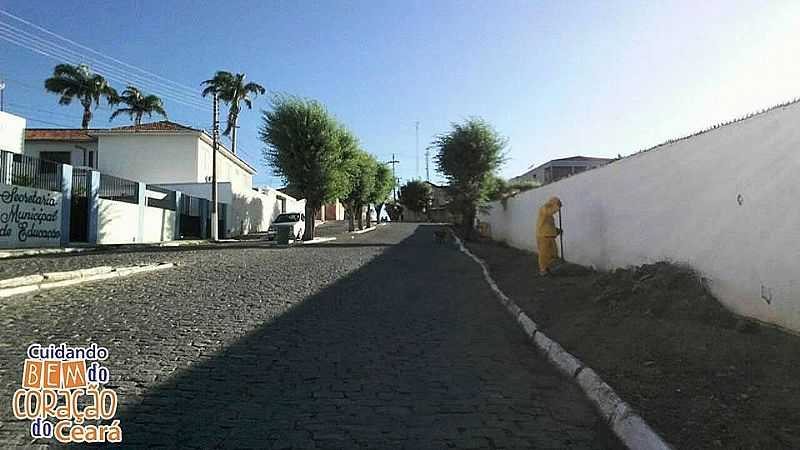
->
xmin=25 ymin=129 xmax=96 ymax=142
xmin=104 ymin=120 xmax=200 ymax=133
xmin=549 ymin=155 xmax=613 ymax=163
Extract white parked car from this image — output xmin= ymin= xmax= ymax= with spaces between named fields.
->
xmin=267 ymin=213 xmax=305 ymax=241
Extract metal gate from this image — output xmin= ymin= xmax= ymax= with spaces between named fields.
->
xmin=69 ymin=168 xmax=89 ymax=242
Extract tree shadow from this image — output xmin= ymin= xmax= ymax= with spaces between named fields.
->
xmin=75 ymin=226 xmax=614 ymax=449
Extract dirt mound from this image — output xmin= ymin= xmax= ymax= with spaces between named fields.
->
xmin=590 ymin=262 xmax=737 ymax=327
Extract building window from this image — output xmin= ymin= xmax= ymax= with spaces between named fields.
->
xmin=38 ymin=151 xmax=71 ymax=173
xmin=40 ymin=151 xmax=71 ymax=165
xmin=88 ymin=151 xmax=95 ymax=168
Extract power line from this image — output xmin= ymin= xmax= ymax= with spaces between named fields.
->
xmin=0 ymin=23 xmax=207 ymax=108
xmin=0 ymin=30 xmax=206 ymax=111
xmin=0 ymin=23 xmax=210 ymax=110
xmin=19 ymin=117 xmax=74 ymax=127
xmin=0 ymin=9 xmax=204 ymax=99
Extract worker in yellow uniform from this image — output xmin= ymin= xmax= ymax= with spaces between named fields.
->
xmin=536 ymin=196 xmax=562 ymax=275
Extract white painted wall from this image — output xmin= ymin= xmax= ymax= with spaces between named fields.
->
xmin=0 ymin=112 xmax=25 ymax=154
xmin=196 ymin=139 xmax=253 ymax=193
xmin=96 ymin=134 xmax=198 ymax=183
xmin=24 ymin=141 xmax=98 ymax=167
xmin=97 ymin=198 xmax=139 ymax=244
xmin=481 ymin=101 xmax=800 ymax=332
xmin=142 ymin=206 xmax=175 ymax=243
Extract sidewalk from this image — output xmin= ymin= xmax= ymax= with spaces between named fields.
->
xmin=466 ymin=238 xmax=800 ymax=449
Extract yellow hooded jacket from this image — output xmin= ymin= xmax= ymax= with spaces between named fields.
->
xmin=536 ymin=197 xmax=562 ymax=273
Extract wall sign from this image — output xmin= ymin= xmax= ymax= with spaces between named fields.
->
xmin=0 ymin=184 xmax=62 ymax=248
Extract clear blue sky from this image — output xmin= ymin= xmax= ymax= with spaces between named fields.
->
xmin=1 ymin=0 xmax=799 ymax=187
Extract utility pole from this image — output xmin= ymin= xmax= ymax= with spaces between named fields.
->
xmin=425 ymin=146 xmax=430 ymax=182
xmin=211 ymin=93 xmax=219 ymax=241
xmin=415 ymin=121 xmax=419 ymax=179
xmin=386 ymin=153 xmax=400 ymax=200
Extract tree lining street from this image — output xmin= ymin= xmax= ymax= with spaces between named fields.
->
xmin=0 ymin=224 xmax=617 ymax=449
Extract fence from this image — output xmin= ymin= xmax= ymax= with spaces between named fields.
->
xmin=0 ymin=150 xmax=227 ymax=247
xmin=99 ymin=173 xmax=139 ymax=204
xmin=0 ymin=150 xmax=61 ymax=192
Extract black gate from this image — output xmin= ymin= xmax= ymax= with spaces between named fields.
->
xmin=69 ymin=168 xmax=89 ymax=242
xmin=179 ymin=196 xmax=203 ymax=239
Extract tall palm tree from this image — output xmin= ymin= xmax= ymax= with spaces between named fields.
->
xmin=109 ymin=85 xmax=167 ymax=125
xmin=44 ymin=63 xmax=117 ymax=129
xmin=201 ymin=71 xmax=265 ymax=154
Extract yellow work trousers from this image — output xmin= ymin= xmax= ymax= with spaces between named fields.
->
xmin=537 ymin=236 xmax=558 ymax=274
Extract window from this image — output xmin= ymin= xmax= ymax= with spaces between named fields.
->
xmin=38 ymin=151 xmax=71 ymax=174
xmin=40 ymin=151 xmax=71 ymax=165
xmin=88 ymin=151 xmax=95 ymax=168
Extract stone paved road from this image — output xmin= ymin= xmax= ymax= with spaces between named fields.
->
xmin=0 ymin=224 xmax=617 ymax=449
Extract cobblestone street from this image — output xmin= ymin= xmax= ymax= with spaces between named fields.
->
xmin=0 ymin=224 xmax=615 ymax=449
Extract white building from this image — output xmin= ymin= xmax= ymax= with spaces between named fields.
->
xmin=511 ymin=155 xmax=614 ymax=185
xmin=24 ymin=121 xmax=255 ymax=192
xmin=0 ymin=111 xmax=26 ymax=154
xmin=24 ymin=121 xmax=303 ymax=237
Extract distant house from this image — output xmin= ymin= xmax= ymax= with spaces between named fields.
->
xmin=402 ymin=181 xmax=455 ymax=223
xmin=511 ymin=155 xmax=613 ymax=185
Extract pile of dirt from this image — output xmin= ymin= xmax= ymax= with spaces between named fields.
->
xmin=466 ymin=238 xmax=800 ymax=449
xmin=589 ymin=262 xmax=739 ymax=327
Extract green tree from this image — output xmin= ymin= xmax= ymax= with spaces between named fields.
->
xmin=484 ymin=175 xmax=539 ymax=202
xmin=109 ymin=85 xmax=167 ymax=125
xmin=44 ymin=63 xmax=118 ymax=129
xmin=399 ymin=180 xmax=432 ymax=219
xmin=202 ymin=71 xmax=266 ymax=154
xmin=261 ymin=96 xmax=352 ymax=240
xmin=342 ymin=150 xmax=378 ymax=231
xmin=433 ymin=118 xmax=506 ymax=239
xmin=369 ymin=164 xmax=394 ymax=226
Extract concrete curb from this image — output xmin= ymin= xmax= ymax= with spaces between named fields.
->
xmin=452 ymin=233 xmax=673 ymax=450
xmin=0 ymin=263 xmax=175 ymax=299
xmin=0 ymin=247 xmax=95 ymax=260
xmin=297 ymin=237 xmax=337 ymax=245
xmin=351 ymin=226 xmax=377 ymax=235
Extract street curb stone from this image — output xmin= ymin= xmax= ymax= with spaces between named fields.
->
xmin=0 ymin=263 xmax=175 ymax=299
xmin=517 ymin=313 xmax=538 ymax=337
xmin=452 ymin=232 xmax=673 ymax=450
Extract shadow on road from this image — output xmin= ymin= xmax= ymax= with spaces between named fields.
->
xmin=80 ymin=225 xmax=614 ymax=449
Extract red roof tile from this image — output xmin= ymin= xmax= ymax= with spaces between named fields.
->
xmin=24 ymin=129 xmax=96 ymax=142
xmin=107 ymin=120 xmax=199 ymax=132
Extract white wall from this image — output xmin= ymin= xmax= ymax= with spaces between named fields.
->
xmin=96 ymin=134 xmax=198 ymax=183
xmin=0 ymin=112 xmax=25 ymax=154
xmin=143 ymin=206 xmax=175 ymax=243
xmin=481 ymin=101 xmax=800 ymax=332
xmin=97 ymin=198 xmax=140 ymax=244
xmin=24 ymin=141 xmax=98 ymax=167
xmin=196 ymin=139 xmax=254 ymax=193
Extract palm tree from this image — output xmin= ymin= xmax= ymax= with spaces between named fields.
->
xmin=44 ymin=63 xmax=117 ymax=129
xmin=201 ymin=71 xmax=265 ymax=154
xmin=109 ymin=85 xmax=167 ymax=125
